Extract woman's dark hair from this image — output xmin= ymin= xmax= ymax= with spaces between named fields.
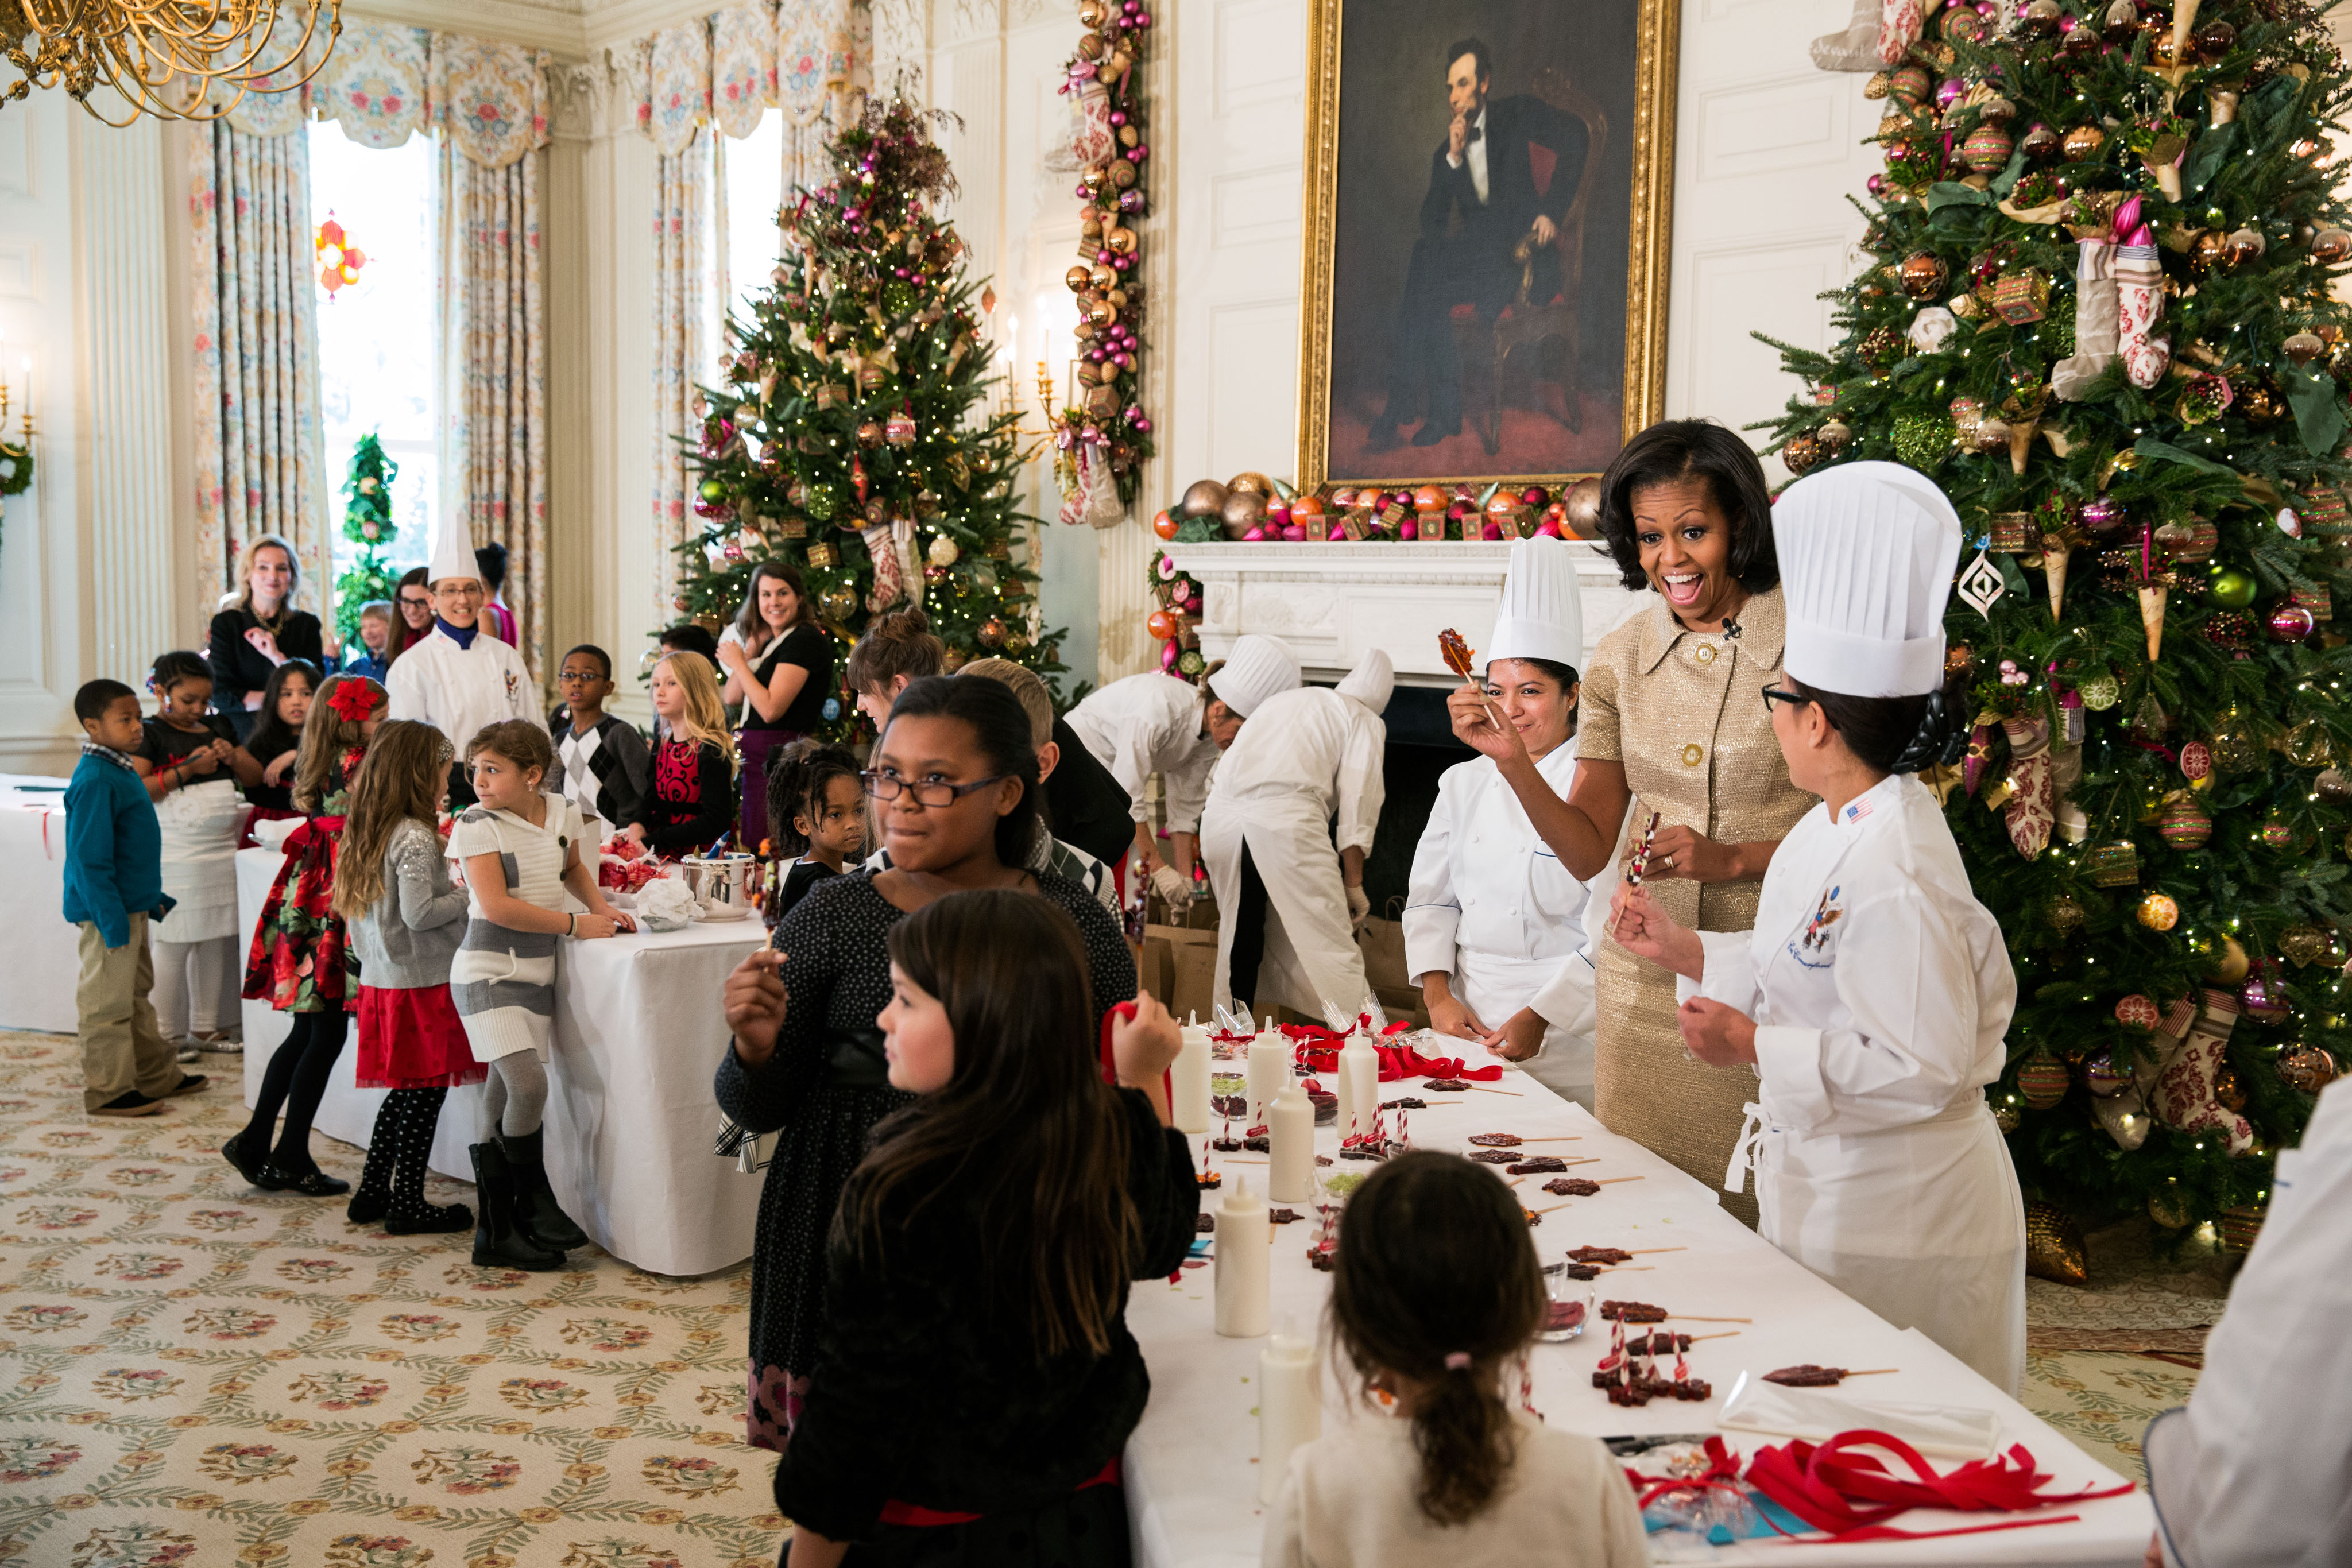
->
xmin=845 ymin=608 xmax=947 ymax=697
xmin=842 ymin=891 xmax=1138 ymax=1363
xmin=880 ymin=675 xmax=1041 ymax=869
xmin=150 ymin=650 xmax=212 ymax=694
xmin=1330 ymin=1152 xmax=1545 ymax=1528
xmin=1790 ymin=670 xmax=1971 ymax=776
xmin=387 ymin=567 xmax=432 ymax=664
xmin=765 ymin=739 xmax=861 ymax=858
xmin=1485 ymin=656 xmax=1581 ymax=735
xmin=474 ymin=541 xmax=508 ymax=591
xmin=659 ymin=622 xmax=721 ymax=664
xmin=1596 ymin=419 xmax=1780 ymax=595
xmin=734 ymin=560 xmax=819 ymax=648
xmin=246 ymin=659 xmax=322 ymax=761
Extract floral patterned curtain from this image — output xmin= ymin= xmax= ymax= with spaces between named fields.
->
xmin=188 ymin=124 xmax=330 ymax=623
xmin=653 ymin=134 xmax=715 ymax=626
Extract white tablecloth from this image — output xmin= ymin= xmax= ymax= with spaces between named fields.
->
xmin=1124 ymin=1064 xmax=2154 ymax=1567
xmin=235 ymin=847 xmax=766 ymax=1276
xmin=3 ymin=775 xmax=82 ymax=1033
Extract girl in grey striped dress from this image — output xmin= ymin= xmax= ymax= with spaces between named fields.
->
xmin=450 ymin=720 xmax=637 ymax=1269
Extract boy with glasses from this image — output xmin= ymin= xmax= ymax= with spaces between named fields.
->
xmin=548 ymin=644 xmax=651 ymax=834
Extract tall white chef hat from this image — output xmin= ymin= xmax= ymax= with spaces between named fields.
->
xmin=425 ymin=505 xmax=481 ymax=589
xmin=1206 ymin=634 xmax=1301 ymax=718
xmin=1488 ymin=535 xmax=1585 ymax=670
xmin=1775 ymin=460 xmax=1961 ymax=699
xmin=1335 ymin=646 xmax=1394 ymax=714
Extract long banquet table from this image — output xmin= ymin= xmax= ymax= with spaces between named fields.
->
xmin=1123 ymin=1060 xmax=2156 ymax=1567
xmin=235 ymin=846 xmax=765 ymax=1276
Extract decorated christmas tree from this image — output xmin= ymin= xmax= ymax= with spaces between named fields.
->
xmin=678 ymin=95 xmax=1063 ymax=722
xmin=334 ymin=433 xmax=404 ymax=646
xmin=1759 ymin=0 xmax=2352 ymax=1260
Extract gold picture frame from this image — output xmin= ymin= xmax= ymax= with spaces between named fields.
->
xmin=1294 ymin=0 xmax=1680 ymax=493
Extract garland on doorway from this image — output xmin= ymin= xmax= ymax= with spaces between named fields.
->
xmin=1050 ymin=0 xmax=1155 ymax=524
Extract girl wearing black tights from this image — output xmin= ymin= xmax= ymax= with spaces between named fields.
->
xmin=229 ymin=674 xmax=385 ymax=1195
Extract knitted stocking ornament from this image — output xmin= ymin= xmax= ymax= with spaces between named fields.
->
xmin=2112 ymin=199 xmax=2171 ymax=389
xmin=2051 ymin=237 xmax=2117 ymax=401
xmin=861 ymin=522 xmax=904 ymax=613
xmin=2148 ymin=990 xmax=2255 ymax=1153
xmin=1811 ymin=0 xmax=1882 ymax=71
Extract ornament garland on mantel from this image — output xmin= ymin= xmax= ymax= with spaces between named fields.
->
xmin=1052 ymin=0 xmax=1156 ymax=525
xmin=0 ymin=374 xmax=32 ymax=539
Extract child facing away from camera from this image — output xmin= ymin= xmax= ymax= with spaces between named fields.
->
xmin=63 ymin=679 xmax=208 ymax=1117
xmin=129 ymin=652 xmax=245 ymax=1059
xmin=331 ymin=720 xmax=484 ymax=1235
xmin=761 ymin=740 xmax=864 ymax=926
xmin=547 ymin=642 xmax=651 ymax=835
xmin=448 ymin=719 xmax=637 ymax=1271
xmin=1263 ymin=1151 xmax=1649 ymax=1568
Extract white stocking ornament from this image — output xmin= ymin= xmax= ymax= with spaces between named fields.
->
xmin=2051 ymin=237 xmax=2118 ymax=401
xmin=2112 ymin=199 xmax=2171 ymax=389
xmin=861 ymin=522 xmax=906 ymax=613
xmin=2147 ymin=990 xmax=2256 ymax=1154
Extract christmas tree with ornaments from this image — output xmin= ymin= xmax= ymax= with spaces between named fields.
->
xmin=334 ymin=433 xmax=405 ymax=646
xmin=1759 ymin=0 xmax=2352 ymax=1264
xmin=678 ymin=95 xmax=1063 ymax=716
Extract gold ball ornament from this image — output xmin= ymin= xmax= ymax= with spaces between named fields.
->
xmin=926 ymin=535 xmax=961 ymax=568
xmin=1781 ymin=432 xmax=1822 ymax=475
xmin=2061 ymin=123 xmax=2108 ymax=162
xmin=2213 ymin=1064 xmax=2248 ymax=1114
xmin=1993 ymin=1094 xmax=2024 ymax=1134
xmin=2285 ymin=720 xmax=2334 ymax=769
xmin=817 ymin=584 xmax=858 ymax=621
xmin=2225 ymin=227 xmax=2267 ymax=266
xmin=2280 ymin=924 xmax=2330 ymax=968
xmin=1818 ymin=418 xmax=1853 ymax=455
xmin=1225 ymin=471 xmax=1276 ymax=497
xmin=2210 ymin=935 xmax=2252 ymax=984
xmin=1898 ymin=251 xmax=1949 ymax=300
xmin=2137 ymin=892 xmax=2181 ymax=931
xmin=2285 ymin=331 xmax=2327 ymax=367
xmin=1064 ymin=264 xmax=1092 ymax=292
xmin=977 ymin=617 xmax=1008 ymax=648
xmin=1178 ymin=478 xmax=1229 ymax=521
xmin=2281 ymin=1046 xmax=2341 ymax=1093
xmin=2148 ymin=1182 xmax=2192 ymax=1229
xmin=1219 ymin=489 xmax=1268 ymax=540
xmin=1974 ymin=415 xmax=2013 ymax=454
xmin=2024 ymin=1199 xmax=2088 ymax=1286
xmin=2319 ymin=767 xmax=2352 ymax=805
xmin=2048 ymin=893 xmax=2088 ymax=935
xmin=2313 ymin=229 xmax=2352 ymax=264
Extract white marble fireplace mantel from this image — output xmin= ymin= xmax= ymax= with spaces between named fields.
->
xmin=1158 ymin=540 xmax=1645 ymax=687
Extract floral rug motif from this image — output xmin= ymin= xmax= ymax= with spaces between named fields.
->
xmin=0 ymin=1031 xmax=783 ymax=1567
xmin=2018 ymin=1349 xmax=2200 ymax=1484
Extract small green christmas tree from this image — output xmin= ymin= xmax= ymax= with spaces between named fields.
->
xmin=334 ymin=433 xmax=404 ymax=646
xmin=1754 ymin=1 xmax=2352 ymax=1246
xmin=677 ymin=95 xmax=1066 ymax=729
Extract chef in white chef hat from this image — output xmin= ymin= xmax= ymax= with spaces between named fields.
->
xmin=386 ymin=509 xmax=539 ymax=806
xmin=1406 ymin=536 xmax=1606 ymax=1106
xmin=1608 ymin=460 xmax=2029 ymax=1393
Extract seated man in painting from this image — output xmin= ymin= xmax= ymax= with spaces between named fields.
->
xmin=1368 ymin=37 xmax=1588 ymax=452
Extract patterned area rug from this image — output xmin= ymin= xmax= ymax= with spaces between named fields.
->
xmin=2018 ymin=1349 xmax=2200 ymax=1484
xmin=0 ymin=1031 xmax=784 ymax=1568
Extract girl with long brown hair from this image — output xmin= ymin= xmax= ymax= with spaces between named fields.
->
xmin=1263 ymin=1152 xmax=1646 ymax=1566
xmin=759 ymin=890 xmax=1195 ymax=1567
xmin=333 ymin=721 xmax=483 ymax=1233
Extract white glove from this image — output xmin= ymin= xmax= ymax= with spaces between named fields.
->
xmin=1150 ymin=862 xmax=1192 ymax=912
xmin=1346 ymin=884 xmax=1371 ymax=931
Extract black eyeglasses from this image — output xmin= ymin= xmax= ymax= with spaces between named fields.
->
xmin=860 ymin=768 xmax=1009 ymax=807
xmin=1761 ymin=682 xmax=1813 ymax=713
xmin=398 ymin=595 xmax=431 ymax=610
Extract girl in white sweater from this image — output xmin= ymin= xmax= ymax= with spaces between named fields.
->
xmin=1264 ymin=1152 xmax=1648 ymax=1568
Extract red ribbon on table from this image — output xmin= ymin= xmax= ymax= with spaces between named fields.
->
xmin=1740 ymin=1429 xmax=2135 ymax=1543
xmin=1281 ymin=1019 xmax=1503 ymax=1083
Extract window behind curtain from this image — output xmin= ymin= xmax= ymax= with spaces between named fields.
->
xmin=724 ymin=108 xmax=788 ymax=334
xmin=308 ymin=118 xmax=438 ymax=583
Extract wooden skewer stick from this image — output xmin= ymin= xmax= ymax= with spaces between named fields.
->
xmin=1533 ymin=1202 xmax=1576 ymax=1214
xmin=1688 ymin=1330 xmax=1741 ymax=1342
xmin=1844 ymin=1368 xmax=1899 ymax=1377
xmin=1592 ymin=1176 xmax=1645 ymax=1185
xmin=1221 ymin=1155 xmax=1268 ymax=1163
xmin=1467 ymin=1085 xmax=1523 ymax=1097
xmin=1627 ymin=1246 xmax=1686 ymax=1255
xmin=1595 ymin=1264 xmax=1654 ymax=1272
xmin=1665 ymin=1314 xmax=1751 ymax=1324
xmin=1518 ymin=1135 xmax=1581 ymax=1143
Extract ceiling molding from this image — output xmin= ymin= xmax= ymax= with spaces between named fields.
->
xmin=343 ymin=0 xmax=731 ymax=62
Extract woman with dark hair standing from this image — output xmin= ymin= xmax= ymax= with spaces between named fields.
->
xmin=386 ymin=568 xmax=435 ymax=666
xmin=717 ymin=675 xmax=1138 ymax=1456
xmin=1449 ymin=420 xmax=1812 ymax=1217
xmin=474 ymin=543 xmax=519 ymax=647
xmin=207 ymin=535 xmax=326 ymax=742
xmin=1610 ymin=462 xmax=2024 ymax=1392
xmin=718 ymin=561 xmax=836 ymax=850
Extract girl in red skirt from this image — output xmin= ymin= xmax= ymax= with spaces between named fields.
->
xmin=332 ymin=720 xmax=484 ymax=1232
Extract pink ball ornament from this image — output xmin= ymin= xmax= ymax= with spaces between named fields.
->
xmin=1481 ymin=521 xmax=1506 ymax=541
xmin=1535 ymin=520 xmax=1564 ymax=538
xmin=1935 ymin=77 xmax=1966 ymax=110
xmin=1161 ymin=641 xmax=1180 ymax=672
xmin=1267 ymin=502 xmax=1292 ymax=526
xmin=2270 ymin=604 xmax=2318 ymax=643
xmin=1398 ymin=518 xmax=1419 ymax=541
xmin=1282 ymin=524 xmax=1306 ymax=541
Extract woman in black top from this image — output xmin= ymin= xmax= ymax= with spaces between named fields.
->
xmin=716 ymin=677 xmax=1140 ymax=1459
xmin=717 ymin=562 xmax=836 ymax=852
xmin=207 ymin=534 xmax=326 ymax=742
xmin=752 ymin=889 xmax=1193 ymax=1567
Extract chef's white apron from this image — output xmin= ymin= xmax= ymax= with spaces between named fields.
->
xmin=153 ymin=779 xmax=246 ymax=943
xmin=1202 ymin=792 xmax=1370 ymax=1023
xmin=1456 ymin=946 xmax=1592 ymax=1108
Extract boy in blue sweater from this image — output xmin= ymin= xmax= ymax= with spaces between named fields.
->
xmin=65 ymin=680 xmax=207 ymax=1117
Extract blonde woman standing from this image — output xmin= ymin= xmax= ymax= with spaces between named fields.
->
xmin=621 ymin=650 xmax=741 ymax=854
xmin=207 ymin=534 xmax=326 ymax=742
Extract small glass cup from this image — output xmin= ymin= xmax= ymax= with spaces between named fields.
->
xmin=1539 ymin=1263 xmax=1589 ymax=1342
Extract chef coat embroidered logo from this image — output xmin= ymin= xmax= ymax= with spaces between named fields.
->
xmin=505 ymin=671 xmax=521 ymax=702
xmin=1790 ymin=886 xmax=1844 ymax=969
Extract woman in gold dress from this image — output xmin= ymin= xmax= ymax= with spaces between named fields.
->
xmin=1450 ymin=421 xmax=1814 ymax=1219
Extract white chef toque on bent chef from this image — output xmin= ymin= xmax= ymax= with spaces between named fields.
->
xmin=1206 ymin=634 xmax=1301 ymax=718
xmin=425 ymin=505 xmax=482 ymax=589
xmin=1487 ymin=535 xmax=1585 ymax=669
xmin=1335 ymin=647 xmax=1394 ymax=714
xmin=1774 ymin=460 xmax=1961 ymax=699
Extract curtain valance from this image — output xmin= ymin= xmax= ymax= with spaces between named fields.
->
xmin=226 ymin=20 xmax=548 ymax=169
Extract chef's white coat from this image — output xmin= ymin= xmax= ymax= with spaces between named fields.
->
xmin=1681 ymin=771 xmax=2025 ymax=1393
xmin=1065 ymin=672 xmax=1221 ymax=836
xmin=2146 ymin=1074 xmax=2352 ymax=1568
xmin=1404 ymin=742 xmax=1600 ymax=1105
xmin=1200 ymin=684 xmax=1385 ymax=1021
xmin=386 ymin=625 xmax=538 ymax=754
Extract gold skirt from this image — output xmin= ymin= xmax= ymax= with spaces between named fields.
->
xmin=1594 ymin=932 xmax=1761 ymax=1228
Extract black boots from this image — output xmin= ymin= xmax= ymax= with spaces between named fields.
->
xmin=499 ymin=1128 xmax=588 ymax=1252
xmin=469 ymin=1141 xmax=564 ymax=1271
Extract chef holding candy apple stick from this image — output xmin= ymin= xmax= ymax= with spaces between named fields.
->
xmin=1607 ymin=461 xmax=2025 ymax=1393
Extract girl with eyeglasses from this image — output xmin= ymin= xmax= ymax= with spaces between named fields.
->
xmin=715 ymin=675 xmax=1139 ymax=1458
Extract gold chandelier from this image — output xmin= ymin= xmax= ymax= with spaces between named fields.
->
xmin=1 ymin=0 xmax=340 ymax=126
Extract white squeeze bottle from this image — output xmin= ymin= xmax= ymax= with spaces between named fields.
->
xmin=1268 ymin=1081 xmax=1314 ymax=1204
xmin=1173 ymin=1014 xmax=1212 ymax=1135
xmin=1213 ymin=1176 xmax=1270 ymax=1338
xmin=1258 ymin=1314 xmax=1322 ymax=1504
xmin=1337 ymin=1025 xmax=1379 ymax=1142
xmin=1247 ymin=1029 xmax=1289 ymax=1124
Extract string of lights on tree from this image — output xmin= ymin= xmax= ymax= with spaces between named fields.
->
xmin=678 ymin=95 xmax=1066 ymax=726
xmin=1755 ymin=0 xmax=2352 ymax=1272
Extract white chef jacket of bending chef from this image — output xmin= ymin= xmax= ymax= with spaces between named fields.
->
xmin=1065 ymin=672 xmax=1221 ymax=835
xmin=1681 ymin=770 xmax=2026 ymax=1393
xmin=386 ymin=625 xmax=538 ymax=754
xmin=1200 ymin=684 xmax=1386 ymax=1019
xmin=2146 ymin=1075 xmax=2352 ymax=1568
